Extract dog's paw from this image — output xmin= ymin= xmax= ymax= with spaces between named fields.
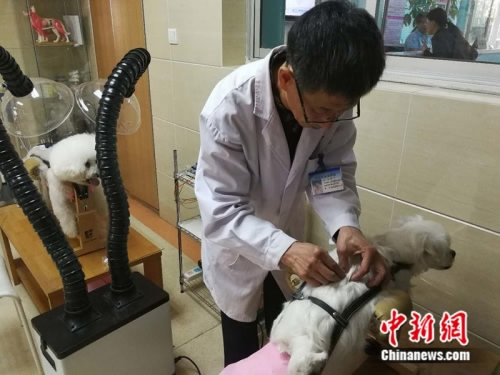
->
xmin=288 ymin=357 xmax=310 ymax=375
xmin=288 ymin=352 xmax=328 ymax=375
xmin=61 ymin=220 xmax=78 ymax=238
xmin=310 ymin=351 xmax=328 ymax=373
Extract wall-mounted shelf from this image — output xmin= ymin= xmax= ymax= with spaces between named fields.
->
xmin=178 ymin=216 xmax=202 ymax=242
xmin=34 ymin=42 xmax=74 ymax=47
xmin=176 ymin=169 xmax=196 ymax=187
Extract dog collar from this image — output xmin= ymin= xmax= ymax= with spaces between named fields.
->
xmin=391 ymin=262 xmax=413 ymax=279
xmin=30 ymin=153 xmax=50 ymax=168
xmin=291 ymin=281 xmax=307 ymax=300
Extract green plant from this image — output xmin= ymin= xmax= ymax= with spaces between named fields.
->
xmin=448 ymin=0 xmax=459 ymax=19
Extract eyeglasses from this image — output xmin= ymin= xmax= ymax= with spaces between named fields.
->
xmin=294 ymin=78 xmax=360 ymax=124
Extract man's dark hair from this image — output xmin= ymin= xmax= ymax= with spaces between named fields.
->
xmin=287 ymin=0 xmax=385 ymax=101
xmin=427 ymin=7 xmax=448 ymax=28
xmin=427 ymin=7 xmax=463 ymax=37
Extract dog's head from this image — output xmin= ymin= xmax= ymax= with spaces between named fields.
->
xmin=49 ymin=133 xmax=100 ymax=187
xmin=376 ymin=215 xmax=456 ymax=275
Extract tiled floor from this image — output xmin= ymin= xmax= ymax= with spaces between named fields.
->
xmin=130 ymin=216 xmax=224 ymax=375
xmin=1 ymin=200 xmax=499 ymax=374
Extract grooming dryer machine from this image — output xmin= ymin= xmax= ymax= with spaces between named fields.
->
xmin=0 ymin=46 xmax=175 ymax=375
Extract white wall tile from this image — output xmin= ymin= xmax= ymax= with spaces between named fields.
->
xmin=397 ymin=95 xmax=500 ymax=232
xmin=391 ymin=203 xmax=500 ymax=350
xmin=143 ymin=0 xmax=171 ymax=60
xmin=167 ymin=0 xmax=222 ymax=66
xmin=355 ymin=88 xmax=410 ymax=195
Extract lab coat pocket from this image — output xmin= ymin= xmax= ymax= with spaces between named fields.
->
xmin=206 ymin=239 xmax=239 ymax=267
xmin=219 ymin=248 xmax=240 ymax=268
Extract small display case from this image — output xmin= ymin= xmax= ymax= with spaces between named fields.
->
xmin=24 ymin=0 xmax=91 ymax=84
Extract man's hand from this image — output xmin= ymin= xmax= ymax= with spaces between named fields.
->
xmin=280 ymin=242 xmax=346 ymax=286
xmin=336 ymin=226 xmax=388 ymax=287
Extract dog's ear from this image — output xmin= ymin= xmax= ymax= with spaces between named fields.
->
xmin=51 ymin=160 xmax=85 ymax=181
xmin=398 ymin=215 xmax=423 ymax=227
xmin=413 ymin=231 xmax=428 ymax=256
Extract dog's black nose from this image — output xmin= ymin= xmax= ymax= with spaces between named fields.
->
xmin=450 ymin=250 xmax=456 ymax=258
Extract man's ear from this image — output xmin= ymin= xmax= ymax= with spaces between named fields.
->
xmin=277 ymin=65 xmax=294 ymax=90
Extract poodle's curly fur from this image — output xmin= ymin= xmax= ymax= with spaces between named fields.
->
xmin=30 ymin=133 xmax=100 ymax=238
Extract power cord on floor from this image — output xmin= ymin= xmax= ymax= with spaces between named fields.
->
xmin=175 ymin=355 xmax=202 ymax=375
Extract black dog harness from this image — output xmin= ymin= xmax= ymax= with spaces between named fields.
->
xmin=291 ymin=262 xmax=412 ymax=358
xmin=284 ymin=263 xmax=416 ymax=375
xmin=292 ymin=283 xmax=382 ymax=357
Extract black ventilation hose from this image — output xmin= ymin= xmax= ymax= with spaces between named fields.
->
xmin=95 ymin=48 xmax=151 ymax=295
xmin=0 ymin=46 xmax=90 ymax=316
xmin=0 ymin=46 xmax=34 ymax=97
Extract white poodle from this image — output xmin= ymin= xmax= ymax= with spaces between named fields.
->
xmin=221 ymin=216 xmax=456 ymax=375
xmin=28 ymin=133 xmax=100 ymax=238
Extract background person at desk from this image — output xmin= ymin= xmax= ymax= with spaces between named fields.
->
xmin=423 ymin=7 xmax=478 ymax=60
xmin=404 ymin=13 xmax=431 ymax=52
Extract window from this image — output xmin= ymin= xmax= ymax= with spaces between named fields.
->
xmin=286 ymin=0 xmax=317 ymax=16
xmin=247 ymin=0 xmax=500 ymax=94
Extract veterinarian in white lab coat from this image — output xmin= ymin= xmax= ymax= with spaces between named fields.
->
xmin=194 ymin=1 xmax=388 ymax=367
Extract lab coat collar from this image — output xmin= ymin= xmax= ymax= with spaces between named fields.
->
xmin=253 ymin=45 xmax=286 ymax=120
xmin=256 ymin=45 xmax=291 ymax=171
xmin=257 ymin=46 xmax=327 ymax=176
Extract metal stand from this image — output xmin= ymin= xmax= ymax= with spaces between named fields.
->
xmin=173 ymin=149 xmax=219 ymax=316
xmin=173 ymin=149 xmax=184 ymax=293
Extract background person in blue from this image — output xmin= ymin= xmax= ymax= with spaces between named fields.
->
xmin=404 ymin=13 xmax=431 ymax=51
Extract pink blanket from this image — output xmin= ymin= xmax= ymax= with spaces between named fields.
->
xmin=220 ymin=343 xmax=290 ymax=375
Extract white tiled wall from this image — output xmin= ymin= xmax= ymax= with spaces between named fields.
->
xmin=222 ymin=0 xmax=247 ymax=66
xmin=397 ymin=94 xmax=500 ymax=232
xmin=353 ymin=84 xmax=500 ymax=354
xmin=143 ymin=0 xmax=244 ymax=225
xmin=390 ymin=203 xmax=500 ymax=350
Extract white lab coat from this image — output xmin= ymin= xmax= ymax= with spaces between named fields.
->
xmin=195 ymin=47 xmax=361 ymax=322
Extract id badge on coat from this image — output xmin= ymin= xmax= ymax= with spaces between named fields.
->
xmin=309 ymin=167 xmax=344 ymax=196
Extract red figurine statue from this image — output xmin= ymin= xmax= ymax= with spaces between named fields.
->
xmin=23 ymin=6 xmax=70 ymax=44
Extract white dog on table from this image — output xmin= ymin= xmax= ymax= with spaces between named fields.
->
xmin=221 ymin=216 xmax=456 ymax=375
xmin=28 ymin=133 xmax=101 ymax=238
